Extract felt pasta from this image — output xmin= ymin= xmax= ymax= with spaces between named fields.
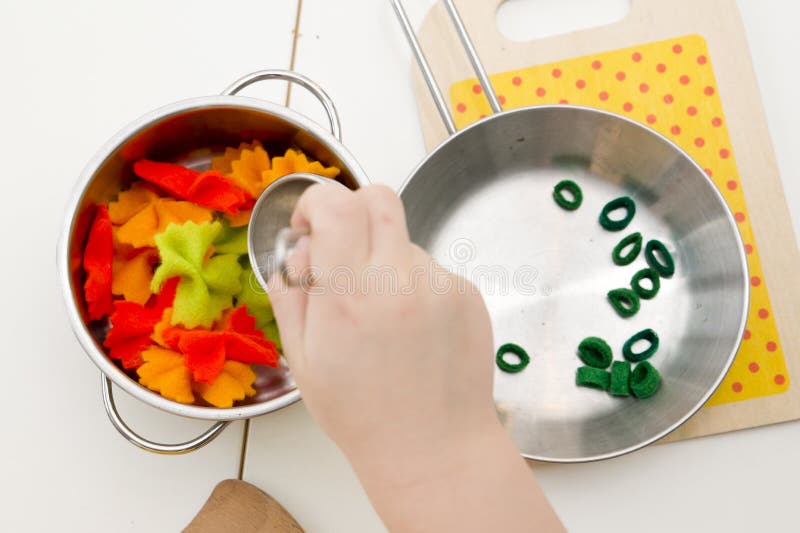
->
xmin=576 ymin=366 xmax=611 ymax=390
xmin=136 ymin=346 xmax=195 ymax=404
xmin=612 ymin=232 xmax=643 ymax=266
xmin=552 ymin=180 xmax=583 ymax=211
xmin=610 ymin=361 xmax=632 ymax=396
xmin=211 ymin=140 xmax=272 ymax=198
xmin=645 ymin=239 xmax=676 ymax=278
xmin=631 ymin=268 xmax=661 ymax=300
xmin=111 ymin=248 xmax=158 ymax=305
xmin=623 ymin=328 xmax=660 ymax=362
xmin=213 ymin=223 xmax=249 ymax=256
xmin=103 ymin=277 xmax=178 ymax=369
xmin=133 ymin=159 xmax=252 ymax=214
xmin=109 ymin=183 xmax=214 ymax=248
xmin=607 ymin=288 xmax=641 ymax=318
xmin=195 ymin=360 xmax=258 ymax=408
xmin=599 ymin=196 xmax=636 ymax=231
xmin=160 ymin=306 xmax=279 ymax=384
xmin=577 ymin=337 xmax=613 ymax=369
xmin=236 ymin=265 xmax=276 ymax=331
xmin=83 ymin=206 xmax=114 ymax=320
xmin=496 ymin=343 xmax=531 ymax=373
xmin=151 ymin=221 xmax=243 ymax=328
xmin=261 ymin=148 xmax=341 ymax=188
xmin=630 ymin=361 xmax=661 ymax=399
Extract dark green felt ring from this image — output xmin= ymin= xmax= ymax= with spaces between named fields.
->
xmin=607 ymin=288 xmax=641 ymax=318
xmin=644 ymin=239 xmax=675 ymax=278
xmin=631 ymin=268 xmax=661 ymax=299
xmin=496 ymin=343 xmax=531 ymax=373
xmin=599 ymin=196 xmax=636 ymax=231
xmin=630 ymin=361 xmax=661 ymax=399
xmin=623 ymin=328 xmax=660 ymax=362
xmin=610 ymin=361 xmax=632 ymax=396
xmin=612 ymin=232 xmax=643 ymax=266
xmin=576 ymin=366 xmax=611 ymax=390
xmin=577 ymin=336 xmax=613 ymax=369
xmin=552 ymin=180 xmax=583 ymax=211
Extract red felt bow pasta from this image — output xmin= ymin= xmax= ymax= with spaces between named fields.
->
xmin=161 ymin=306 xmax=279 ymax=383
xmin=133 ymin=160 xmax=252 ymax=214
xmin=83 ymin=205 xmax=114 ymax=320
xmin=103 ymin=277 xmax=179 ymax=369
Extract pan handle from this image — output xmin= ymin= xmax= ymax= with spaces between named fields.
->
xmin=390 ymin=0 xmax=502 ymax=135
xmin=222 ymin=70 xmax=342 ymax=141
xmin=102 ymin=376 xmax=230 ymax=455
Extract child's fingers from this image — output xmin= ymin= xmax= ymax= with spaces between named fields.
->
xmin=266 ymin=237 xmax=311 ymax=373
xmin=355 ymin=185 xmax=410 ymax=256
xmin=290 ymin=184 xmax=370 ymax=273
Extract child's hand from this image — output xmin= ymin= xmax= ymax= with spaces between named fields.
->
xmin=266 ymin=183 xmax=564 ymax=533
xmin=267 ymin=183 xmax=497 ymax=471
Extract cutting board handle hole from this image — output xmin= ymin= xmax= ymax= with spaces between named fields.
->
xmin=496 ymin=0 xmax=631 ymax=42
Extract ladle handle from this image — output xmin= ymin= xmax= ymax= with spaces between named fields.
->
xmin=390 ymin=0 xmax=502 ymax=135
xmin=223 ymin=70 xmax=342 ymax=141
xmin=102 ymin=376 xmax=230 ymax=455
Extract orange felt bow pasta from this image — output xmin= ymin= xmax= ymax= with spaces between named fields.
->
xmin=103 ymin=277 xmax=179 ymax=369
xmin=133 ymin=160 xmax=252 ymax=214
xmin=161 ymin=306 xmax=279 ymax=383
xmin=136 ymin=346 xmax=195 ymax=404
xmin=112 ymin=247 xmax=158 ymax=305
xmin=83 ymin=205 xmax=114 ymax=320
xmin=109 ymin=183 xmax=213 ymax=248
xmin=261 ymin=148 xmax=340 ymax=188
xmin=210 ymin=140 xmax=271 ymax=198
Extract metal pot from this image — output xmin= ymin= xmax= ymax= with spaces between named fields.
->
xmin=392 ymin=0 xmax=748 ymax=461
xmin=58 ymin=71 xmax=369 ymax=454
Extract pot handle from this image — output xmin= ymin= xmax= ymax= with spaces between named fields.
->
xmin=222 ymin=70 xmax=342 ymax=141
xmin=101 ymin=376 xmax=230 ymax=455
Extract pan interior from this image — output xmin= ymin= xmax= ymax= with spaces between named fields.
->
xmin=400 ymin=106 xmax=747 ymax=461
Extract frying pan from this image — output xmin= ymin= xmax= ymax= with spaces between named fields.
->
xmin=391 ymin=0 xmax=748 ymax=462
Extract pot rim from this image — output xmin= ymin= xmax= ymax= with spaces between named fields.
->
xmin=59 ymin=94 xmax=369 ymax=421
xmin=397 ymin=104 xmax=750 ymax=463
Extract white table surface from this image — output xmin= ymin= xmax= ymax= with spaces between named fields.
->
xmin=3 ymin=1 xmax=798 ymax=531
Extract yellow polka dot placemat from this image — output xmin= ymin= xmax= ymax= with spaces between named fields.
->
xmin=449 ymin=35 xmax=784 ymax=407
xmin=413 ymin=0 xmax=800 ymax=442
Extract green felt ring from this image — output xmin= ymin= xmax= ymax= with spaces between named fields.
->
xmin=631 ymin=268 xmax=661 ymax=299
xmin=612 ymin=232 xmax=643 ymax=266
xmin=599 ymin=196 xmax=636 ymax=231
xmin=576 ymin=366 xmax=611 ymax=390
xmin=644 ymin=239 xmax=675 ymax=278
xmin=630 ymin=361 xmax=661 ymax=399
xmin=623 ymin=328 xmax=660 ymax=362
xmin=607 ymin=288 xmax=641 ymax=318
xmin=577 ymin=336 xmax=613 ymax=369
xmin=496 ymin=343 xmax=531 ymax=373
xmin=610 ymin=361 xmax=632 ymax=396
xmin=552 ymin=180 xmax=583 ymax=211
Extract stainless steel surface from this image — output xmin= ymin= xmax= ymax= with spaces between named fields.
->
xmin=390 ymin=0 xmax=457 ymax=134
xmin=442 ymin=0 xmax=502 ymax=114
xmin=58 ymin=71 xmax=370 ymax=429
xmin=394 ymin=2 xmax=749 ymax=461
xmin=223 ymin=70 xmax=342 ymax=141
xmin=248 ymin=173 xmax=338 ymax=289
xmin=102 ymin=377 xmax=229 ymax=454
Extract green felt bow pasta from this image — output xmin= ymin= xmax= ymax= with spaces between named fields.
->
xmin=151 ymin=221 xmax=243 ymax=328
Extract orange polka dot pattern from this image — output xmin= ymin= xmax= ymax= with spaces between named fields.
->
xmin=449 ymin=34 xmax=788 ymax=405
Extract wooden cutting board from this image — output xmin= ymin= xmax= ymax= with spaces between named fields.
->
xmin=412 ymin=0 xmax=800 ymax=442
